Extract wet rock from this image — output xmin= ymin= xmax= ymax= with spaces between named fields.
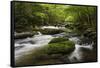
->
xmin=51 ymin=54 xmax=62 ymax=59
xmin=15 ymin=45 xmax=24 ymax=50
xmin=59 ymin=55 xmax=70 ymax=63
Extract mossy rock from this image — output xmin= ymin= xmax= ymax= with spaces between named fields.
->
xmin=49 ymin=37 xmax=69 ymax=43
xmin=44 ymin=41 xmax=75 ymax=55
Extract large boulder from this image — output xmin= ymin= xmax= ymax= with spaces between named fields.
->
xmin=44 ymin=41 xmax=75 ymax=55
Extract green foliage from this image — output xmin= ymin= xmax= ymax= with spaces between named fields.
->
xmin=64 ymin=6 xmax=97 ymax=34
xmin=14 ymin=2 xmax=96 ymax=32
xmin=49 ymin=37 xmax=69 ymax=43
xmin=14 ymin=2 xmax=67 ymax=32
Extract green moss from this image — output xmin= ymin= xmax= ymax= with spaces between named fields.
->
xmin=49 ymin=37 xmax=69 ymax=43
xmin=44 ymin=41 xmax=75 ymax=55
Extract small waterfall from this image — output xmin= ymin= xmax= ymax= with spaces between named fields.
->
xmin=68 ymin=44 xmax=83 ymax=62
xmin=68 ymin=37 xmax=80 ymax=44
xmin=81 ymin=42 xmax=94 ymax=50
xmin=68 ymin=37 xmax=94 ymax=62
xmin=37 ymin=31 xmax=42 ymax=35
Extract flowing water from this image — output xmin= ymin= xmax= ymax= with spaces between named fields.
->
xmin=15 ymin=32 xmax=54 ymax=61
xmin=68 ymin=37 xmax=94 ymax=62
xmin=15 ymin=32 xmax=95 ymax=64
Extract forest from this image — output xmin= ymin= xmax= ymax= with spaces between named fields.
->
xmin=13 ymin=2 xmax=97 ymax=66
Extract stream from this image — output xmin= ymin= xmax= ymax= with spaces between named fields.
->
xmin=15 ymin=32 xmax=95 ymax=65
xmin=15 ymin=32 xmax=54 ymax=61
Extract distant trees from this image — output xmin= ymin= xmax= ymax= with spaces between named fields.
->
xmin=64 ymin=6 xmax=97 ymax=34
xmin=14 ymin=2 xmax=97 ymax=42
xmin=14 ymin=2 xmax=66 ymax=32
xmin=14 ymin=2 xmax=44 ymax=32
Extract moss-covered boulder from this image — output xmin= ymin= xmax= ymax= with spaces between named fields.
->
xmin=44 ymin=41 xmax=75 ymax=55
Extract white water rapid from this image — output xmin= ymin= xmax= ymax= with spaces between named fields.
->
xmin=68 ymin=37 xmax=94 ymax=62
xmin=15 ymin=32 xmax=53 ymax=61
